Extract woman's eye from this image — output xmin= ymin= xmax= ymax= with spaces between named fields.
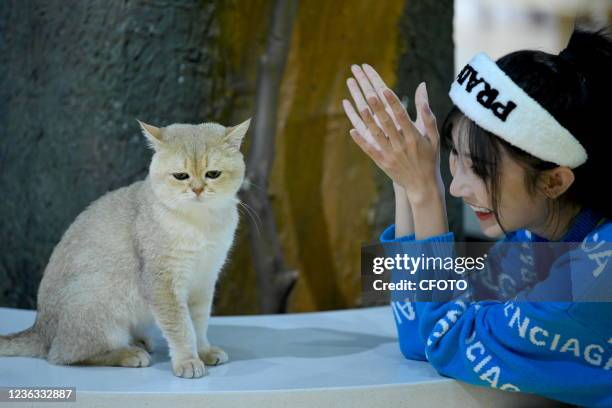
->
xmin=172 ymin=172 xmax=190 ymax=180
xmin=205 ymin=170 xmax=222 ymax=179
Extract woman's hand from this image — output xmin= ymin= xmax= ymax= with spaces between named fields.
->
xmin=342 ymin=64 xmax=443 ymax=206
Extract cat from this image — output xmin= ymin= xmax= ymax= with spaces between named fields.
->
xmin=0 ymin=118 xmax=250 ymax=378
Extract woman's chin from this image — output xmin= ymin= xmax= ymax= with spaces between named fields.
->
xmin=480 ymin=222 xmax=503 ymax=238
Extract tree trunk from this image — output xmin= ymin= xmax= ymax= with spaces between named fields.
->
xmin=242 ymin=0 xmax=299 ymax=313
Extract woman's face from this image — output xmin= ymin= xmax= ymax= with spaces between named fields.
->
xmin=448 ymin=123 xmax=548 ymax=238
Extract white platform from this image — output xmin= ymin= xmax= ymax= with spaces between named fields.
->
xmin=0 ymin=306 xmax=561 ymax=407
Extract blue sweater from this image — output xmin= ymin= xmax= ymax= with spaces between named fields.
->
xmin=379 ymin=206 xmax=612 ymax=407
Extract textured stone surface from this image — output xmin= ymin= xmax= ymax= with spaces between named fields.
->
xmin=0 ymin=0 xmax=229 ymax=308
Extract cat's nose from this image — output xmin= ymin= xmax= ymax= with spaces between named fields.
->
xmin=192 ymin=187 xmax=204 ymax=196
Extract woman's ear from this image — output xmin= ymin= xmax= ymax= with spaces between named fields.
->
xmin=537 ymin=166 xmax=575 ymax=199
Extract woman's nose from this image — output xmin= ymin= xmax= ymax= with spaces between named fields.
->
xmin=449 ymin=172 xmax=469 ymax=198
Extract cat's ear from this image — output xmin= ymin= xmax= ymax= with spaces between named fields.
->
xmin=224 ymin=118 xmax=251 ymax=150
xmin=137 ymin=119 xmax=163 ymax=150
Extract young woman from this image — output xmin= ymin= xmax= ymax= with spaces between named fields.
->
xmin=343 ymin=27 xmax=612 ymax=407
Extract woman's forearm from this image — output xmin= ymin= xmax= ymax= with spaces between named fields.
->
xmin=393 ymin=182 xmax=415 ymax=238
xmin=410 ymin=188 xmax=449 ymax=240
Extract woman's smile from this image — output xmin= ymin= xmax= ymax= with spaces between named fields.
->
xmin=474 ymin=210 xmax=494 ymax=221
xmin=465 ymin=200 xmax=495 ymax=221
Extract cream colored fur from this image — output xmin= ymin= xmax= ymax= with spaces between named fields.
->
xmin=0 ymin=118 xmax=250 ymax=378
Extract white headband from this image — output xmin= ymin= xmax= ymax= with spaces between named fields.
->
xmin=449 ymin=52 xmax=588 ymax=168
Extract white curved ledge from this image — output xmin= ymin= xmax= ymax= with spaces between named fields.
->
xmin=0 ymin=306 xmax=559 ymax=407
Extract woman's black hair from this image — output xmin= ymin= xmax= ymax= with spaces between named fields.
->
xmin=442 ymin=25 xmax=612 ymax=237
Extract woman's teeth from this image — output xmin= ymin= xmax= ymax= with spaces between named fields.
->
xmin=469 ymin=204 xmax=492 ymax=214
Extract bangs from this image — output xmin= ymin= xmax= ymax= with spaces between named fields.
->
xmin=441 ymin=106 xmax=501 ymax=184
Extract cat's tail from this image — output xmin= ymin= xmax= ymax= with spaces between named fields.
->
xmin=0 ymin=326 xmax=47 ymax=358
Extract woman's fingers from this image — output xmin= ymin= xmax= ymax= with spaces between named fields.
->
xmin=362 ymin=64 xmax=401 ymax=128
xmin=415 ymin=82 xmax=439 ymax=148
xmin=351 ymin=65 xmax=391 ymax=130
xmin=351 ymin=65 xmax=403 ymax=149
xmin=362 ymin=64 xmax=390 ymax=95
xmin=382 ymin=88 xmax=421 ymax=145
xmin=413 ymin=83 xmax=427 ymax=136
xmin=347 ymin=71 xmax=392 ymax=149
xmin=360 ymin=108 xmax=391 ymax=153
xmin=345 ymin=76 xmax=442 ymax=197
xmin=342 ymin=99 xmax=381 ymax=150
xmin=365 ymin=93 xmax=404 ymax=151
xmin=346 ymin=77 xmax=370 ymax=115
xmin=351 ymin=65 xmax=379 ymax=104
xmin=349 ymin=128 xmax=385 ymax=164
xmin=342 ymin=98 xmax=366 ymax=133
xmin=347 ymin=77 xmax=384 ymax=130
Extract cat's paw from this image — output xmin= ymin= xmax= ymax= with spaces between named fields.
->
xmin=119 ymin=347 xmax=151 ymax=368
xmin=198 ymin=345 xmax=229 ymax=366
xmin=172 ymin=358 xmax=206 ymax=379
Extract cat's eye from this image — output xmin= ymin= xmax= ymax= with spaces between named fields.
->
xmin=205 ymin=170 xmax=222 ymax=179
xmin=172 ymin=172 xmax=190 ymax=180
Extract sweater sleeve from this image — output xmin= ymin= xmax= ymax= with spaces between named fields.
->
xmin=379 ymin=224 xmax=454 ymax=360
xmin=379 ymin=224 xmax=512 ymax=360
xmin=418 ymin=300 xmax=612 ymax=407
xmin=380 ymin=223 xmax=612 ymax=407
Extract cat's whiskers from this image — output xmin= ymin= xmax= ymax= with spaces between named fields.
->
xmin=233 ymin=198 xmax=262 ymax=236
xmin=238 ymin=199 xmax=263 ymax=231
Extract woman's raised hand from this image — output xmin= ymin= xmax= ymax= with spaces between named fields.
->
xmin=342 ymin=64 xmax=443 ymax=205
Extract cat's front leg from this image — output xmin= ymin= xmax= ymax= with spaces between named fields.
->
xmin=148 ymin=272 xmax=206 ymax=379
xmin=190 ymin=289 xmax=229 ymax=366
